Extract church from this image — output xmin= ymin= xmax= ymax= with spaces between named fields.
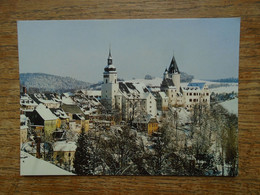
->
xmin=101 ymin=49 xmax=210 ymax=121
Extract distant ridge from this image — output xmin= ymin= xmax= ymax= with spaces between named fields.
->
xmin=20 ymin=73 xmax=91 ymax=93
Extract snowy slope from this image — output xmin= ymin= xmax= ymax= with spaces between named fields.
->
xmin=192 ymin=79 xmax=238 ymax=94
xmin=219 ymin=98 xmax=238 ymax=116
xmin=20 ymin=151 xmax=74 ymax=176
xmin=128 ymin=77 xmax=163 ymax=87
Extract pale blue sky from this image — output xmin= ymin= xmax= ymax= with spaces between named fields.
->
xmin=18 ymin=18 xmax=240 ymax=83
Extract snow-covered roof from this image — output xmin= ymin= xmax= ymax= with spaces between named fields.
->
xmin=50 ymin=108 xmax=69 ymax=119
xmin=53 ymin=141 xmax=77 ymax=152
xmin=61 ymin=96 xmax=75 ymax=105
xmin=20 ymin=94 xmax=38 ymax=106
xmin=20 ymin=151 xmax=74 ymax=176
xmin=118 ymin=81 xmax=151 ymax=99
xmin=36 ymin=104 xmax=58 ymax=121
xmin=81 ymin=90 xmax=101 ymax=96
xmin=63 ymin=92 xmax=74 ymax=97
xmin=61 ymin=104 xmax=83 ymax=114
xmin=181 ymin=86 xmax=200 ymax=92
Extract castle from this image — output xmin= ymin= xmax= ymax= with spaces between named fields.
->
xmin=101 ymin=49 xmax=210 ymax=121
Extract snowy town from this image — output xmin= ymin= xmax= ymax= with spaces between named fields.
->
xmin=20 ymin=50 xmax=238 ymax=176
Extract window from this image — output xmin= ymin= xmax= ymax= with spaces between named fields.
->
xmin=194 ymin=93 xmax=196 ymax=96
xmin=206 ymin=93 xmax=209 ymax=96
xmin=150 ymin=101 xmax=152 ymax=104
xmin=190 ymin=93 xmax=192 ymax=96
xmin=115 ymin=79 xmax=116 ymax=83
xmin=106 ymin=79 xmax=107 ymax=83
xmin=189 ymin=99 xmax=192 ymax=102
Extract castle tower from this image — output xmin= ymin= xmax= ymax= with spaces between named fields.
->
xmin=101 ymin=48 xmax=119 ymax=110
xmin=163 ymin=68 xmax=168 ymax=79
xmin=168 ymin=55 xmax=180 ymax=92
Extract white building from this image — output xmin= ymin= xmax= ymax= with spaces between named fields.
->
xmin=160 ymin=55 xmax=210 ymax=110
xmin=101 ymin=50 xmax=210 ymax=121
xmin=101 ymin=50 xmax=157 ymax=121
xmin=101 ymin=49 xmax=119 ymax=110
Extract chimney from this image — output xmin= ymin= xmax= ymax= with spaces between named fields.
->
xmin=23 ymin=86 xmax=27 ymax=94
xmin=36 ymin=136 xmax=41 ymax=159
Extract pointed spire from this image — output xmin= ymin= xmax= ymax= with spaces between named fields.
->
xmin=108 ymin=44 xmax=112 ymax=59
xmin=168 ymin=54 xmax=180 ymax=74
xmin=107 ymin=46 xmax=112 ymax=65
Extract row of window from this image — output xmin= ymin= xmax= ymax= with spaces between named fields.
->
xmin=187 ymin=92 xmax=209 ymax=96
xmin=189 ymin=99 xmax=208 ymax=103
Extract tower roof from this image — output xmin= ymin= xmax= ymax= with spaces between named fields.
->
xmin=168 ymin=55 xmax=180 ymax=74
xmin=108 ymin=47 xmax=112 ymax=60
xmin=104 ymin=48 xmax=116 ymax=72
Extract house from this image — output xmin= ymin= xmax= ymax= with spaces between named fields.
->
xmin=132 ymin=114 xmax=159 ymax=135
xmin=27 ymin=104 xmax=58 ymax=138
xmin=52 ymin=141 xmax=77 ymax=171
xmin=20 ymin=94 xmax=38 ymax=113
xmin=50 ymin=108 xmax=70 ymax=128
xmin=61 ymin=104 xmax=87 ymax=132
xmin=30 ymin=93 xmax=60 ymax=109
xmin=153 ymin=91 xmax=169 ymax=111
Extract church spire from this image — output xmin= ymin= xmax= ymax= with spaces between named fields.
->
xmin=168 ymin=54 xmax=180 ymax=74
xmin=108 ymin=47 xmax=112 ymax=65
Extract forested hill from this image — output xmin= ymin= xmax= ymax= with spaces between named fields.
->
xmin=20 ymin=73 xmax=91 ymax=93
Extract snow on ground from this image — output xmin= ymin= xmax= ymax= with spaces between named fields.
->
xmin=128 ymin=77 xmax=162 ymax=87
xmin=219 ymin=98 xmax=238 ymax=116
xmin=210 ymin=85 xmax=238 ymax=94
xmin=192 ymin=79 xmax=238 ymax=94
xmin=20 ymin=151 xmax=75 ymax=176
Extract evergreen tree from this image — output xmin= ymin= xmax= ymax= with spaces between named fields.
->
xmin=73 ymin=130 xmax=92 ymax=175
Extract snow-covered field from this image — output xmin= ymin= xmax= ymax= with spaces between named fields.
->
xmin=20 ymin=151 xmax=74 ymax=176
xmin=219 ymin=98 xmax=238 ymax=116
xmin=191 ymin=79 xmax=238 ymax=94
xmin=129 ymin=77 xmax=238 ymax=94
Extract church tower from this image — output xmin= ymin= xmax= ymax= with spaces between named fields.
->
xmin=101 ymin=48 xmax=119 ymax=110
xmin=168 ymin=55 xmax=180 ymax=92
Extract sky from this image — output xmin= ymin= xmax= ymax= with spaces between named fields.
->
xmin=18 ymin=18 xmax=240 ymax=83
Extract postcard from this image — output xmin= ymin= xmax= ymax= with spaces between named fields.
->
xmin=18 ymin=18 xmax=240 ymax=176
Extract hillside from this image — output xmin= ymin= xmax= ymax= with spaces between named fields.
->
xmin=20 ymin=73 xmax=91 ymax=93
